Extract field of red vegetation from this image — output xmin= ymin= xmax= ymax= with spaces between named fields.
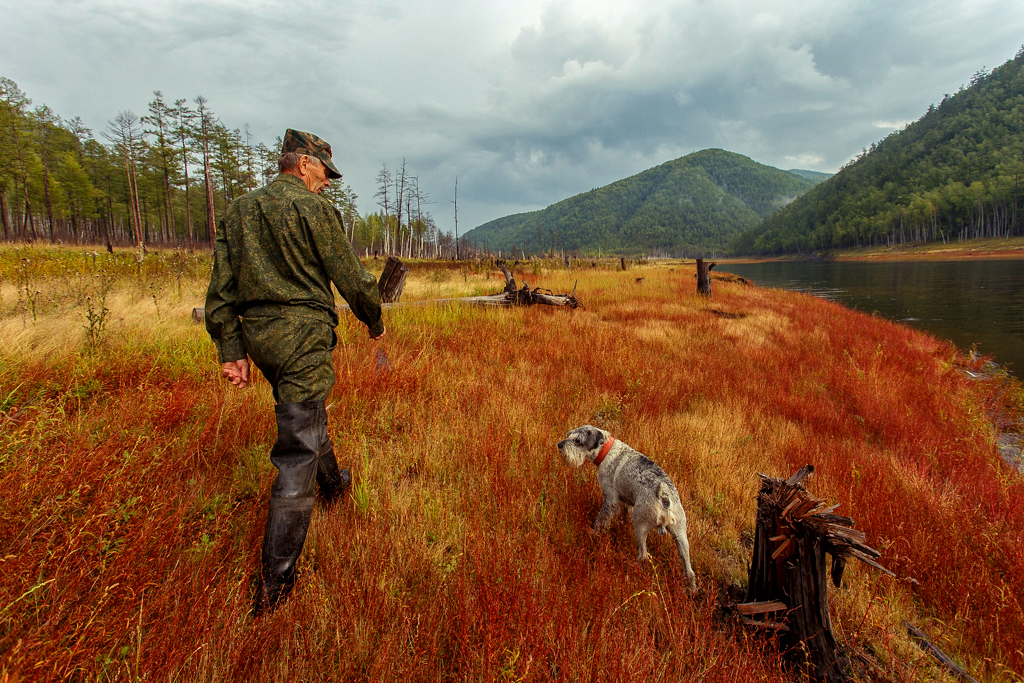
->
xmin=1 ymin=248 xmax=1021 ymax=681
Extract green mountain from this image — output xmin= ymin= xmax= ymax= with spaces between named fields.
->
xmin=463 ymin=149 xmax=816 ymax=256
xmin=732 ymin=48 xmax=1024 ymax=255
xmin=787 ymin=169 xmax=833 ymax=185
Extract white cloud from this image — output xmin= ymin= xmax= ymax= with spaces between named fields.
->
xmin=874 ymin=120 xmax=913 ymax=130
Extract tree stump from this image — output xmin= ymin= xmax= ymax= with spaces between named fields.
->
xmin=696 ymin=259 xmax=712 ymax=297
xmin=742 ymin=465 xmax=892 ymax=683
xmin=378 ymin=256 xmax=410 ymax=303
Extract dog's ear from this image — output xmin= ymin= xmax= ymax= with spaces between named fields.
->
xmin=584 ymin=427 xmax=605 ymax=452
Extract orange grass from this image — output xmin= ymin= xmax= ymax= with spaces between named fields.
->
xmin=1 ymin=252 xmax=1021 ymax=681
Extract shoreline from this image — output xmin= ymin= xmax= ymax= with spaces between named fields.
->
xmin=720 ymin=235 xmax=1024 ymax=263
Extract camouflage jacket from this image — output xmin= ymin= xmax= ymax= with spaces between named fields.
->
xmin=205 ymin=173 xmax=383 ymax=363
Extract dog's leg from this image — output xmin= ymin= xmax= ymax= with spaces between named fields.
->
xmin=632 ymin=507 xmax=658 ymax=562
xmin=593 ymin=491 xmax=620 ymax=532
xmin=668 ymin=517 xmax=698 ymax=590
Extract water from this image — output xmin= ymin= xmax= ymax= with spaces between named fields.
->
xmin=722 ymin=259 xmax=1024 ymax=376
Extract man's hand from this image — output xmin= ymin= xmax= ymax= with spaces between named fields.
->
xmin=222 ymin=358 xmax=250 ymax=389
xmin=370 ymin=326 xmax=386 ymax=340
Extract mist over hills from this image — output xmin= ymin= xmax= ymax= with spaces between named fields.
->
xmin=731 ymin=48 xmax=1024 ymax=254
xmin=462 ymin=149 xmax=816 ymax=256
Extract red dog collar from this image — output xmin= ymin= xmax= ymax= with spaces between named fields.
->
xmin=594 ymin=437 xmax=615 ymax=466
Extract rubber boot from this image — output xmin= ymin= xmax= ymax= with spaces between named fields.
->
xmin=316 ymin=439 xmax=351 ymax=506
xmin=313 ymin=402 xmax=351 ymax=505
xmin=255 ymin=401 xmax=321 ymax=616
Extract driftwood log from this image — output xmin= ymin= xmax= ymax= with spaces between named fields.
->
xmin=740 ymin=465 xmax=893 ymax=683
xmin=493 ymin=262 xmax=580 ymax=307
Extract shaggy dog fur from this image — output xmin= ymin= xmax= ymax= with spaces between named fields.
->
xmin=558 ymin=425 xmax=697 ymax=589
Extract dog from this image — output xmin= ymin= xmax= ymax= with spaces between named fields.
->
xmin=557 ymin=425 xmax=697 ymax=590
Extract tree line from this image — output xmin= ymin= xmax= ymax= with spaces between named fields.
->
xmin=731 ymin=47 xmax=1024 ymax=255
xmin=0 ymin=77 xmax=474 ymax=258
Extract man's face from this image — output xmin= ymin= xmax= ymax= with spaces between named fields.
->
xmin=301 ymin=155 xmax=330 ymax=194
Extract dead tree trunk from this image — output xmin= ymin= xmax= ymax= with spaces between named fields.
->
xmin=498 ymin=262 xmax=517 ymax=293
xmin=378 ymin=255 xmax=410 ymax=303
xmin=696 ymin=259 xmax=714 ymax=297
xmin=741 ymin=465 xmax=892 ymax=683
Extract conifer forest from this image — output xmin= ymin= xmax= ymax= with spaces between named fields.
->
xmin=0 ymin=79 xmax=456 ymax=258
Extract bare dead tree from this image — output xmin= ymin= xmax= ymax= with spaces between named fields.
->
xmin=194 ymin=95 xmax=217 ymax=244
xmin=394 ymin=158 xmax=407 ymax=257
xmin=374 ymin=164 xmax=392 ymax=254
xmin=453 ymin=175 xmax=459 ymax=260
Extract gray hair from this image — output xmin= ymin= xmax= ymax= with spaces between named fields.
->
xmin=278 ymin=153 xmax=322 ymax=174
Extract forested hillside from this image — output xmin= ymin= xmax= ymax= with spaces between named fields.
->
xmin=463 ymin=149 xmax=815 ymax=256
xmin=732 ymin=47 xmax=1024 ymax=254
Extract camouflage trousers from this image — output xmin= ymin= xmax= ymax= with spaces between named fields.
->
xmin=241 ymin=314 xmax=337 ymax=404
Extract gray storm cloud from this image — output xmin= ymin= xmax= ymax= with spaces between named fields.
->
xmin=1 ymin=0 xmax=1021 ymax=231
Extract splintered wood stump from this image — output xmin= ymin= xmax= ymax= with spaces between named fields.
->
xmin=378 ymin=256 xmax=410 ymax=303
xmin=742 ymin=465 xmax=892 ymax=683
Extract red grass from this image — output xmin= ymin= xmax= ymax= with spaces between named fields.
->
xmin=1 ymin=265 xmax=1021 ymax=681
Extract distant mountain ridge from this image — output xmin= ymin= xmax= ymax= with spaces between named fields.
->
xmin=732 ymin=48 xmax=1024 ymax=254
xmin=463 ymin=149 xmax=816 ymax=256
xmin=787 ymin=169 xmax=833 ymax=185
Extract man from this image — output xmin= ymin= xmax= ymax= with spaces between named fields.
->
xmin=205 ymin=128 xmax=384 ymax=615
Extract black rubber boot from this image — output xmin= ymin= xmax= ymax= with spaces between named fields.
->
xmin=313 ymin=401 xmax=351 ymax=506
xmin=254 ymin=401 xmax=321 ymax=617
xmin=316 ymin=440 xmax=351 ymax=506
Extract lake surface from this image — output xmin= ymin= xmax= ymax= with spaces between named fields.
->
xmin=721 ymin=259 xmax=1024 ymax=376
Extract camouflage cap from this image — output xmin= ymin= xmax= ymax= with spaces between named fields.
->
xmin=282 ymin=128 xmax=342 ymax=179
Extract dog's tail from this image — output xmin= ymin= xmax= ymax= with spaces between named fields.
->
xmin=657 ymin=482 xmax=672 ymax=510
xmin=656 ymin=482 xmax=679 ymax=527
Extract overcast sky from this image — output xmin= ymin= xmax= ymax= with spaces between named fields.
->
xmin=2 ymin=0 xmax=1022 ymax=233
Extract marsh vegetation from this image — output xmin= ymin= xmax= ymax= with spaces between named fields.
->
xmin=1 ymin=246 xmax=1021 ymax=681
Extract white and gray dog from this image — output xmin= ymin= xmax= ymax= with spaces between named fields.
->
xmin=557 ymin=425 xmax=697 ymax=589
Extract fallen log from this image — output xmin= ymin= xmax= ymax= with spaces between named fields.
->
xmin=742 ymin=464 xmax=893 ymax=683
xmin=904 ymin=622 xmax=980 ymax=683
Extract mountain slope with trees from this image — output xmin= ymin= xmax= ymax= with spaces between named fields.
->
xmin=464 ymin=149 xmax=815 ymax=256
xmin=731 ymin=47 xmax=1024 ymax=255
